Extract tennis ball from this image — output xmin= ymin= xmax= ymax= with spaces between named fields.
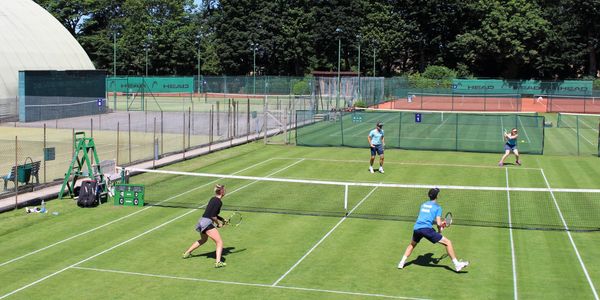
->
xmin=521 ymin=140 xmax=525 ymax=143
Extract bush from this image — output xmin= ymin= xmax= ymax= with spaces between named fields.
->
xmin=422 ymin=65 xmax=457 ymax=80
xmin=353 ymin=100 xmax=367 ymax=108
xmin=292 ymin=79 xmax=311 ymax=95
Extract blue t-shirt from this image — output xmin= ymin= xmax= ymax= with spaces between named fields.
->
xmin=506 ymin=136 xmax=517 ymax=146
xmin=369 ymin=129 xmax=384 ymax=145
xmin=413 ymin=200 xmax=442 ymax=230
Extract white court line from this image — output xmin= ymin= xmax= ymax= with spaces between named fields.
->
xmin=0 ymin=159 xmax=305 ymax=299
xmin=517 ymin=117 xmax=531 ymax=144
xmin=505 ymin=168 xmax=518 ymax=300
xmin=0 ymin=158 xmax=276 ymax=268
xmin=272 ymin=186 xmax=379 ymax=286
xmin=271 ymin=157 xmax=543 ymax=171
xmin=71 ymin=266 xmax=429 ymax=300
xmin=540 ymin=169 xmax=599 ymax=300
xmin=564 ymin=124 xmax=596 ymax=147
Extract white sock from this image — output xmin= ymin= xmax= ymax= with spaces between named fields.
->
xmin=452 ymin=258 xmax=459 ymax=265
xmin=400 ymin=256 xmax=407 ymax=265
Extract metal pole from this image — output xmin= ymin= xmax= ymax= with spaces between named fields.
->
xmin=247 ymin=98 xmax=250 ymax=142
xmin=160 ymin=111 xmax=164 ymax=155
xmin=217 ymin=101 xmax=220 ymax=136
xmin=358 ymin=40 xmax=361 ymax=100
xmin=128 ymin=113 xmax=131 ymax=163
xmin=43 ymin=124 xmax=46 ymax=183
xmin=373 ymin=47 xmax=376 ymax=77
xmin=14 ymin=136 xmax=18 ymax=210
xmin=182 ymin=111 xmax=186 ymax=159
xmin=188 ymin=107 xmax=191 ymax=148
xmin=337 ymin=37 xmax=341 ymax=109
xmin=153 ymin=117 xmax=156 ymax=168
xmin=116 ymin=122 xmax=120 ymax=165
xmin=113 ymin=32 xmax=117 ymax=77
xmin=253 ymin=46 xmax=256 ymax=95
xmin=145 ymin=47 xmax=148 ymax=77
xmin=90 ymin=118 xmax=94 ymax=138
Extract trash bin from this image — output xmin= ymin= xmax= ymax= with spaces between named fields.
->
xmin=17 ymin=164 xmax=32 ymax=183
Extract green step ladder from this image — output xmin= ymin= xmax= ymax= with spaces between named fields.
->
xmin=59 ymin=132 xmax=107 ymax=199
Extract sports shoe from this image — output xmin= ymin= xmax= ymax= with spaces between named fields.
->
xmin=215 ymin=261 xmax=227 ymax=268
xmin=369 ymin=166 xmax=374 ymax=173
xmin=516 ymin=160 xmax=521 ymax=166
xmin=498 ymin=162 xmax=503 ymax=167
xmin=182 ymin=252 xmax=191 ymax=259
xmin=379 ymin=167 xmax=384 ymax=173
xmin=454 ymin=260 xmax=469 ymax=272
xmin=397 ymin=262 xmax=404 ymax=269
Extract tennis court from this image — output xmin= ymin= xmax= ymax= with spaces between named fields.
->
xmin=1 ymin=144 xmax=599 ymax=299
xmin=296 ymin=110 xmax=545 ymax=154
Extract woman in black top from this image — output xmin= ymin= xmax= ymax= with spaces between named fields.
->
xmin=182 ymin=184 xmax=227 ymax=268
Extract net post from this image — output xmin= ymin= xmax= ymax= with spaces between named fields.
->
xmin=344 ymin=184 xmax=349 ymax=215
xmin=597 ymin=122 xmax=600 ymax=157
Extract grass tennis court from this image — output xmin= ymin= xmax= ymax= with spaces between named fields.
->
xmin=1 ymin=143 xmax=599 ymax=299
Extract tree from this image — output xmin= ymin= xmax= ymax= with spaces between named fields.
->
xmin=451 ymin=0 xmax=551 ymax=78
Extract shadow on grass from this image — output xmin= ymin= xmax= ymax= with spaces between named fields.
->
xmin=405 ymin=253 xmax=466 ymax=273
xmin=190 ymin=246 xmax=247 ymax=262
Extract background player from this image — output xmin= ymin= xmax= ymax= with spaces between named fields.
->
xmin=397 ymin=188 xmax=469 ymax=272
xmin=368 ymin=122 xmax=385 ymax=173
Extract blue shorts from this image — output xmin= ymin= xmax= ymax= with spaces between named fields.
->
xmin=370 ymin=144 xmax=384 ymax=156
xmin=504 ymin=143 xmax=517 ymax=151
xmin=412 ymin=228 xmax=443 ymax=244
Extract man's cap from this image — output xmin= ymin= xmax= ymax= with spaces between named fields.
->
xmin=428 ymin=188 xmax=440 ymax=200
xmin=376 ymin=122 xmax=383 ymax=128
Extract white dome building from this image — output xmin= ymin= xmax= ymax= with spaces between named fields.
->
xmin=0 ymin=0 xmax=95 ymax=119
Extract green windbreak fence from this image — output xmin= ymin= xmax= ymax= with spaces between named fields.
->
xmin=555 ymin=113 xmax=600 ymax=156
xmin=296 ymin=110 xmax=545 ymax=154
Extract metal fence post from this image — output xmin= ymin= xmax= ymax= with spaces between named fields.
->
xmin=43 ymin=124 xmax=46 ymax=183
xmin=128 ymin=113 xmax=132 ymax=163
xmin=116 ymin=122 xmax=120 ymax=165
xmin=14 ymin=136 xmax=18 ymax=210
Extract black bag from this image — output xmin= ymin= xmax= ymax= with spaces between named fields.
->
xmin=77 ymin=180 xmax=99 ymax=208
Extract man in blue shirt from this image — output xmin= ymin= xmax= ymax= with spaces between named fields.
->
xmin=397 ymin=188 xmax=469 ymax=272
xmin=368 ymin=122 xmax=385 ymax=173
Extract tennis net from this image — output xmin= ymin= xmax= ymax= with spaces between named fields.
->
xmin=296 ymin=109 xmax=544 ymax=154
xmin=122 ymin=167 xmax=600 ymax=231
xmin=556 ymin=112 xmax=600 ymax=156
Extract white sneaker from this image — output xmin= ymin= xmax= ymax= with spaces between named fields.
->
xmin=379 ymin=167 xmax=384 ymax=173
xmin=397 ymin=262 xmax=404 ymax=269
xmin=455 ymin=260 xmax=469 ymax=272
xmin=24 ymin=207 xmax=30 ymax=213
xmin=369 ymin=166 xmax=374 ymax=173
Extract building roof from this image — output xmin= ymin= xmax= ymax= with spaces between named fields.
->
xmin=0 ymin=0 xmax=95 ymax=102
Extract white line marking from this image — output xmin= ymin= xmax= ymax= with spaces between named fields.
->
xmin=0 ymin=158 xmax=274 ymax=268
xmin=0 ymin=159 xmax=304 ymax=299
xmin=272 ymin=157 xmax=542 ymax=171
xmin=71 ymin=266 xmax=430 ymax=300
xmin=540 ymin=169 xmax=599 ymax=300
xmin=505 ymin=168 xmax=518 ymax=300
xmin=272 ymin=186 xmax=379 ymax=286
xmin=517 ymin=116 xmax=531 ymax=144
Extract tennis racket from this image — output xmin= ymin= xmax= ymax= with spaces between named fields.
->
xmin=444 ymin=212 xmax=453 ymax=228
xmin=224 ymin=212 xmax=243 ymax=228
